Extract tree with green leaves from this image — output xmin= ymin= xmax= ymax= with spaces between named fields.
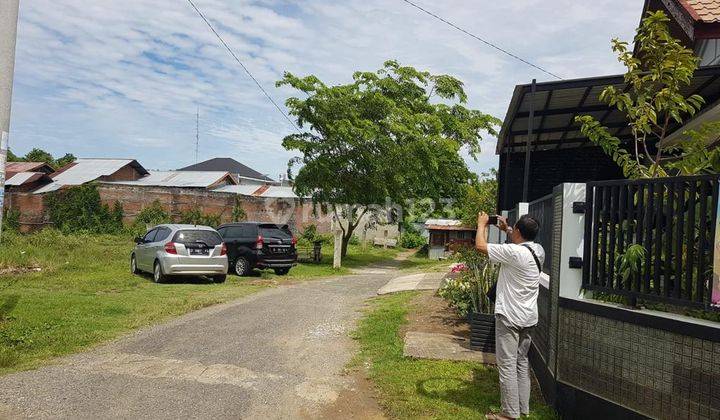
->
xmin=7 ymin=148 xmax=76 ymax=169
xmin=23 ymin=148 xmax=55 ymax=166
xmin=6 ymin=149 xmax=19 ymax=162
xmin=278 ymin=60 xmax=499 ymax=257
xmin=457 ymin=169 xmax=498 ymax=227
xmin=577 ymin=11 xmax=710 ymax=178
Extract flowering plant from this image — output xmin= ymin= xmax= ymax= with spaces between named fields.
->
xmin=439 ymin=247 xmax=499 ymax=316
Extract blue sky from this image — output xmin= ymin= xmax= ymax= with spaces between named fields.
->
xmin=10 ymin=0 xmax=640 ymax=180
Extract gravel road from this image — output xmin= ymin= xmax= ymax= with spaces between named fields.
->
xmin=0 ymin=268 xmax=398 ymax=419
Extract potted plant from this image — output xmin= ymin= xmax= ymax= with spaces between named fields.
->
xmin=439 ymin=247 xmax=499 ymax=352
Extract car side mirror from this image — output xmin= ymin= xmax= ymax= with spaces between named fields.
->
xmin=134 ymin=236 xmax=144 ymax=244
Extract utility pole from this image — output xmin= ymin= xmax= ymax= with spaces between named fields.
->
xmin=0 ymin=0 xmax=20 ymax=243
xmin=195 ymin=106 xmax=199 ymax=164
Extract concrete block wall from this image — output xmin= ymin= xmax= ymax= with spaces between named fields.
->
xmin=557 ymin=304 xmax=720 ymax=420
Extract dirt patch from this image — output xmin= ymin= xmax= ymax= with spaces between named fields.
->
xmin=0 ymin=266 xmax=41 ymax=276
xmin=311 ymin=371 xmax=386 ymax=420
xmin=403 ymin=291 xmax=469 ymax=339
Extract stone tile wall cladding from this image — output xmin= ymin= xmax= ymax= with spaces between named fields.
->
xmin=557 ymin=308 xmax=720 ymax=420
xmin=6 ymin=185 xmax=333 ymax=233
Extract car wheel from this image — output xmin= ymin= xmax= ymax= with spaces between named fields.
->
xmin=153 ymin=261 xmax=167 ymax=283
xmin=213 ymin=275 xmax=227 ymax=283
xmin=130 ymin=254 xmax=141 ymax=275
xmin=234 ymin=257 xmax=250 ymax=276
xmin=273 ymin=267 xmax=290 ymax=275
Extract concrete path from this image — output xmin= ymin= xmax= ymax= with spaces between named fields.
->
xmin=376 ymin=272 xmax=446 ymax=295
xmin=0 ymin=270 xmax=398 ymax=419
xmin=403 ymin=332 xmax=496 ymax=364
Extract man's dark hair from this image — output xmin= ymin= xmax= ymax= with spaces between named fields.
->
xmin=515 ymin=215 xmax=540 ymax=241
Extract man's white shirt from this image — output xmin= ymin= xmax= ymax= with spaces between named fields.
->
xmin=487 ymin=242 xmax=545 ymax=328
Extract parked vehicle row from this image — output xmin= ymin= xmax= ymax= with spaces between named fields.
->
xmin=130 ymin=222 xmax=298 ymax=282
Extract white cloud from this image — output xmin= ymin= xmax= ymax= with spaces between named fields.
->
xmin=9 ymin=0 xmax=640 ymax=180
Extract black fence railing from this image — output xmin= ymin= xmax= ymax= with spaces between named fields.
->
xmin=528 ymin=193 xmax=554 ymax=274
xmin=582 ymin=175 xmax=719 ymax=309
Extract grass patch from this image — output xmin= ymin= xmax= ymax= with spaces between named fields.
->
xmin=255 ymin=244 xmax=401 ymax=280
xmin=0 ymin=230 xmax=401 ymax=375
xmin=351 ymin=293 xmax=556 ymax=420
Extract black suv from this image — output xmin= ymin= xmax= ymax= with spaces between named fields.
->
xmin=217 ymin=222 xmax=297 ymax=276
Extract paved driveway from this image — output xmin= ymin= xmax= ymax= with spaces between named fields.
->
xmin=0 ymin=270 xmax=395 ymax=419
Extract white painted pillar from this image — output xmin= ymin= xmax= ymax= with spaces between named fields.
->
xmin=517 ymin=202 xmax=529 ymax=216
xmin=557 ymin=183 xmax=586 ymax=299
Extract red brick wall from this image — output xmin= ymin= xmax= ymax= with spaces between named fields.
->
xmin=5 ymin=192 xmax=49 ymax=233
xmin=6 ymin=185 xmax=333 ymax=234
xmin=97 ymin=185 xmax=333 ymax=232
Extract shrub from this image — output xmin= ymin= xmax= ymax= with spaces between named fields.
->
xmin=2 ymin=208 xmax=20 ymax=232
xmin=232 ymin=196 xmax=246 ymax=222
xmin=130 ymin=200 xmax=169 ymax=236
xmin=438 ymin=248 xmax=499 ymax=316
xmin=178 ymin=209 xmax=221 ymax=227
xmin=399 ymin=231 xmax=425 ymax=249
xmin=301 ymin=224 xmax=318 ymax=242
xmin=134 ymin=201 xmax=169 ymax=226
xmin=44 ymin=184 xmax=123 ymax=234
xmin=349 ymin=234 xmax=361 ymax=245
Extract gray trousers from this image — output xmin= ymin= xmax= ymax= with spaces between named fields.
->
xmin=495 ymin=314 xmax=533 ymax=418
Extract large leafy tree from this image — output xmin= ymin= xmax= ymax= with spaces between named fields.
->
xmin=7 ymin=148 xmax=76 ymax=169
xmin=577 ymin=11 xmax=709 ymax=178
xmin=278 ymin=60 xmax=499 ymax=257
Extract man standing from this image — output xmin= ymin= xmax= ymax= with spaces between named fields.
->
xmin=475 ymin=212 xmax=544 ymax=420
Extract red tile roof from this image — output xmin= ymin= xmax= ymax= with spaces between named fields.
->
xmin=683 ymin=0 xmax=720 ymax=23
xmin=5 ymin=161 xmax=54 ymax=174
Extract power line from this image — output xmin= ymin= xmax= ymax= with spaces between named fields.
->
xmin=185 ymin=0 xmax=300 ymax=131
xmin=400 ymin=0 xmax=563 ymax=80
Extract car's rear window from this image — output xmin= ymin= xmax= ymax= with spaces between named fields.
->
xmin=259 ymin=224 xmax=292 ymax=240
xmin=172 ymin=230 xmax=223 ymax=246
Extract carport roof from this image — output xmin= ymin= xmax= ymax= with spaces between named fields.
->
xmin=496 ymin=65 xmax=720 ymax=154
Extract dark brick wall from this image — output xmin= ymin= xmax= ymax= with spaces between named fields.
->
xmin=497 ymin=147 xmax=625 ymax=211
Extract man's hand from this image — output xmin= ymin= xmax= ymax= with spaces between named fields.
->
xmin=477 ymin=211 xmax=489 ymax=227
xmin=475 ymin=212 xmax=489 ymax=255
xmin=497 ymin=216 xmax=509 ymax=232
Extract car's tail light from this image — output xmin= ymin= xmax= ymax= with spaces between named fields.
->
xmin=255 ymin=235 xmax=264 ymax=250
xmin=220 ymin=243 xmax=227 ymax=256
xmin=291 ymin=236 xmax=297 ymax=246
xmin=164 ymin=242 xmax=178 ymax=254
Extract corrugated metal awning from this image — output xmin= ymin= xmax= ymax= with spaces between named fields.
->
xmin=496 ymin=65 xmax=720 ymax=154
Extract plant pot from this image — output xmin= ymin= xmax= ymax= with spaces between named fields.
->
xmin=468 ymin=312 xmax=495 ymax=353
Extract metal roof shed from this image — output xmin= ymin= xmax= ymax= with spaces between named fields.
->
xmin=104 ymin=171 xmax=236 ymax=189
xmin=33 ymin=158 xmax=148 ymax=194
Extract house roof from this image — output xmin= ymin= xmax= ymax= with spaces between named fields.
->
xmin=5 ymin=172 xmax=53 ymax=186
xmin=684 ymin=0 xmax=720 ymax=23
xmin=496 ymin=65 xmax=720 ymax=154
xmin=104 ymin=170 xmax=236 ymax=188
xmin=178 ymin=158 xmax=274 ymax=182
xmin=424 ymin=219 xmax=476 ymax=231
xmin=214 ymin=184 xmax=301 ymax=198
xmin=33 ymin=158 xmax=148 ymax=194
xmin=6 ymin=161 xmax=55 ymax=174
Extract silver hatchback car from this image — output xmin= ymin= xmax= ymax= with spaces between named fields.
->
xmin=131 ymin=224 xmax=229 ymax=283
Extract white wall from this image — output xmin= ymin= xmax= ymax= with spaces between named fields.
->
xmin=558 ymin=183 xmax=586 ymax=299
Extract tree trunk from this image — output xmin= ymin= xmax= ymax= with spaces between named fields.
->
xmin=341 ymin=233 xmax=350 ymax=258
